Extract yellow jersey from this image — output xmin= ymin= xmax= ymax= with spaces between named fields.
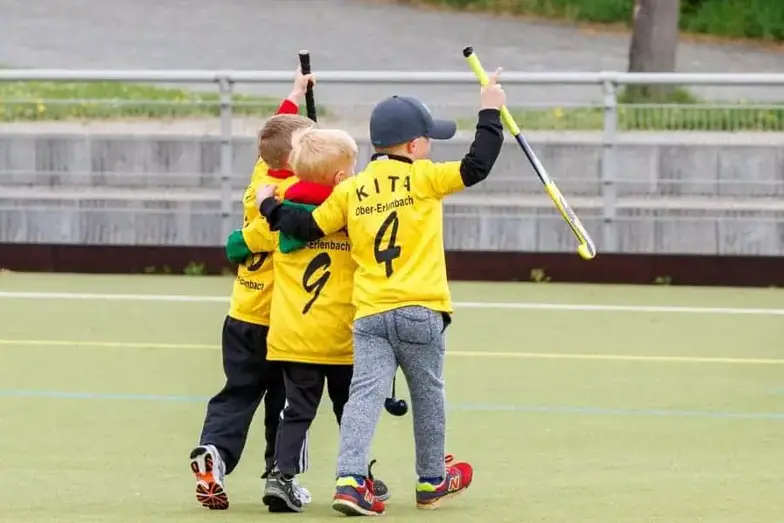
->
xmin=312 ymin=155 xmax=465 ymax=319
xmin=242 ymin=192 xmax=356 ymax=366
xmin=227 ymin=161 xmax=297 ymax=326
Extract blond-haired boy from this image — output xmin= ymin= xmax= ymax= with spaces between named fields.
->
xmin=235 ymin=128 xmax=389 ymax=512
xmin=190 ymin=69 xmax=315 ymax=511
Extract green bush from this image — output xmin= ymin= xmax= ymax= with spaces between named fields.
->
xmin=679 ymin=0 xmax=784 ymax=41
xmin=406 ymin=0 xmax=784 ymax=41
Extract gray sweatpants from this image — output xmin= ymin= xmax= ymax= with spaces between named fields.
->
xmin=336 ymin=306 xmax=447 ymax=479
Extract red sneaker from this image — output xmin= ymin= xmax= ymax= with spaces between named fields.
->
xmin=415 ymin=455 xmax=473 ymax=510
xmin=332 ymin=476 xmax=385 ymax=516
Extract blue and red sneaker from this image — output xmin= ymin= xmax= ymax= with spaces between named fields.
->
xmin=415 ymin=455 xmax=473 ymax=510
xmin=332 ymin=476 xmax=385 ymax=516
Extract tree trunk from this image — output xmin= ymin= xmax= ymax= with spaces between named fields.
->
xmin=627 ymin=0 xmax=681 ymax=101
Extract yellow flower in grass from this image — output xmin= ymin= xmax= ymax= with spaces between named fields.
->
xmin=36 ymin=99 xmax=46 ymax=115
xmin=553 ymin=106 xmax=564 ymax=119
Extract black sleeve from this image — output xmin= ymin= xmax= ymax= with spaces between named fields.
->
xmin=459 ymin=108 xmax=504 ymax=188
xmin=259 ymin=198 xmax=326 ymax=242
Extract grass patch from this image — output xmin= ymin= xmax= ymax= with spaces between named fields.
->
xmin=3 ymin=77 xmax=783 ymax=131
xmin=459 ymin=104 xmax=784 ymax=131
xmin=0 ymin=80 xmax=301 ymax=121
xmin=458 ymin=89 xmax=784 ymax=131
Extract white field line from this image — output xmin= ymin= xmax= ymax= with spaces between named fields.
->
xmin=1 ymin=339 xmax=782 ymax=364
xmin=0 ymin=290 xmax=782 ymax=315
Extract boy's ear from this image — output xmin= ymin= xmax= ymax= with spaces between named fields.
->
xmin=333 ymin=170 xmax=346 ymax=185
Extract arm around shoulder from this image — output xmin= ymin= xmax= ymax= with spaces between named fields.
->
xmin=259 ymin=197 xmax=326 ymax=242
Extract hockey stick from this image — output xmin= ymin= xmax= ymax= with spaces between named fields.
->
xmin=385 ymin=376 xmax=408 ymax=417
xmin=298 ymin=50 xmax=318 ymax=122
xmin=463 ymin=46 xmax=597 ymax=260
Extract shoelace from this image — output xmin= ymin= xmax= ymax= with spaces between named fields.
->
xmin=368 ymin=455 xmax=455 ymax=478
xmin=290 ymin=477 xmax=310 ymax=502
xmin=367 ymin=459 xmax=379 ymax=481
xmin=260 ymin=468 xmax=309 ymax=503
xmin=278 ymin=477 xmax=303 ymax=505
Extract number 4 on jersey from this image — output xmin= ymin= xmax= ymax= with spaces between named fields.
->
xmin=374 ymin=211 xmax=402 ymax=278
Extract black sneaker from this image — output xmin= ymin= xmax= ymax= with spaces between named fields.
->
xmin=262 ymin=471 xmax=306 ymax=513
xmin=368 ymin=459 xmax=391 ymax=502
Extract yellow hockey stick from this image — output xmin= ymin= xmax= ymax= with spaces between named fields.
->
xmin=463 ymin=46 xmax=597 ymax=260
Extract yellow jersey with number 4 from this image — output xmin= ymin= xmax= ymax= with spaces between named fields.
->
xmin=311 ymin=156 xmax=464 ymax=320
xmin=228 ymin=160 xmax=298 ymax=326
xmin=242 ymin=213 xmax=356 ymax=365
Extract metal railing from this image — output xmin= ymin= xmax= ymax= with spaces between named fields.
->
xmin=1 ymin=70 xmax=784 ymax=255
xmin=4 ymin=69 xmax=784 ymax=84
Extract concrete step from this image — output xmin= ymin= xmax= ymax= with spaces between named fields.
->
xmin=2 ymin=186 xmax=783 ymax=214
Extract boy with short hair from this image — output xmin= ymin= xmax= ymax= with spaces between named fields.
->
xmin=232 ymin=128 xmax=390 ymax=513
xmin=189 ymin=69 xmax=315 ymax=511
xmin=254 ymin=70 xmax=506 ymax=516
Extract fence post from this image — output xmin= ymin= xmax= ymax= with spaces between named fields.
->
xmin=600 ymin=78 xmax=619 ymax=253
xmin=218 ymin=75 xmax=234 ymax=244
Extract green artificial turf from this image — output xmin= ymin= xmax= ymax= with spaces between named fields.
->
xmin=0 ymin=273 xmax=782 ymax=523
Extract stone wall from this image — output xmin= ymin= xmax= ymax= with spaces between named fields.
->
xmin=2 ymin=131 xmax=782 ymax=255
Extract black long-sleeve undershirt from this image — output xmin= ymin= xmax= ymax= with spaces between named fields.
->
xmin=458 ymin=108 xmax=504 ymax=187
xmin=260 ymin=196 xmax=325 ymax=242
xmin=259 ymin=108 xmax=504 ymax=241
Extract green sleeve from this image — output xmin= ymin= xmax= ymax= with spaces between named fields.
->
xmin=225 ymin=229 xmax=252 ymax=263
xmin=278 ymin=201 xmax=317 ymax=254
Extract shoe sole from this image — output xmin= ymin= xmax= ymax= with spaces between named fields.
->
xmin=416 ymin=483 xmax=471 ymax=510
xmin=332 ymin=498 xmax=384 ymax=516
xmin=190 ymin=447 xmax=229 ymax=510
xmin=262 ymin=489 xmax=304 ymax=513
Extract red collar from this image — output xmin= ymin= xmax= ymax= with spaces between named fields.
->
xmin=268 ymin=168 xmax=294 ymax=180
xmin=285 ymin=181 xmax=333 ymax=205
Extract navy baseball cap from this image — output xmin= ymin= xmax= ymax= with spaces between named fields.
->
xmin=369 ymin=96 xmax=457 ymax=148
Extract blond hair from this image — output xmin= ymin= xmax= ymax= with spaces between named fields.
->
xmin=289 ymin=128 xmax=358 ymax=184
xmin=257 ymin=114 xmax=315 ymax=169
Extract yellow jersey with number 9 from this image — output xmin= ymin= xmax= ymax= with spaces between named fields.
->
xmin=311 ymin=156 xmax=465 ymax=320
xmin=268 ymin=230 xmax=356 ymax=365
xmin=228 ymin=160 xmax=298 ymax=326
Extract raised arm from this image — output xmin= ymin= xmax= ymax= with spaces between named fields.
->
xmin=458 ymin=108 xmax=504 ymax=187
xmin=418 ymin=71 xmax=505 ymax=199
xmin=274 ymin=65 xmax=315 ymax=115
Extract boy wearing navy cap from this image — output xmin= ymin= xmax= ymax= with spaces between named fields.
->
xmin=255 ymin=69 xmax=506 ymax=516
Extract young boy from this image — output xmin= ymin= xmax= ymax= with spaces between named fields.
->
xmin=235 ymin=128 xmax=390 ymax=513
xmin=254 ymin=70 xmax=506 ymax=516
xmin=189 ymin=69 xmax=315 ymax=511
